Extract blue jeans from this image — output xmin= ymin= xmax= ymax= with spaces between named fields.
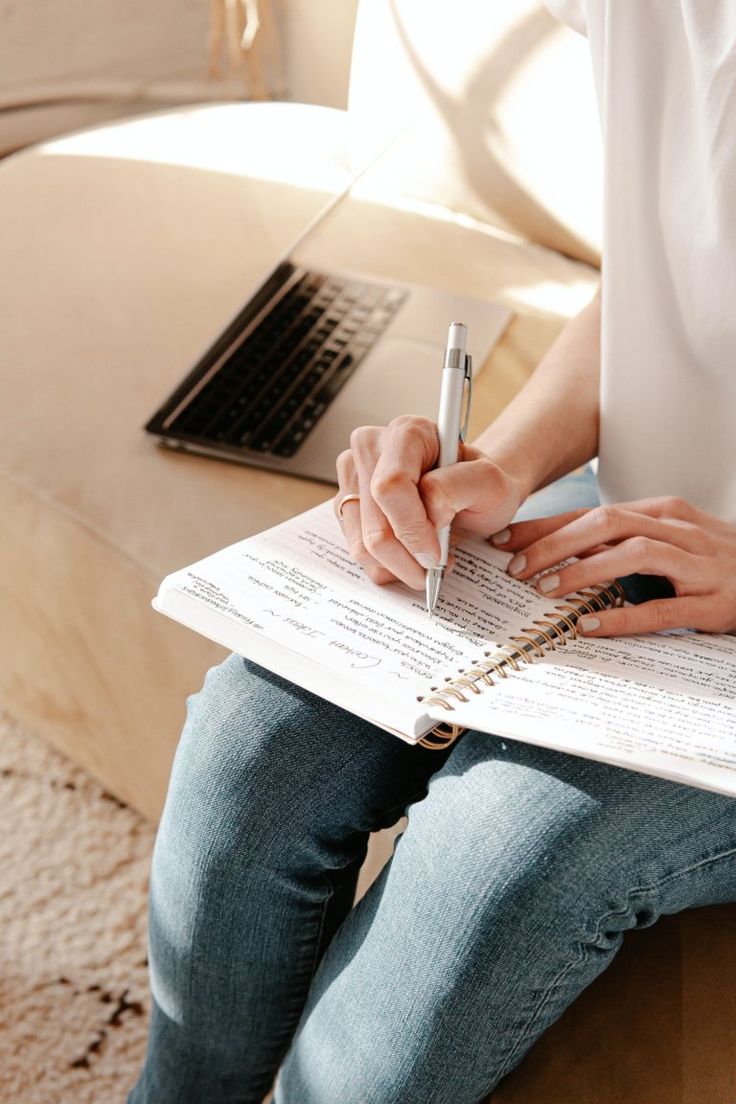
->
xmin=129 ymin=471 xmax=736 ymax=1103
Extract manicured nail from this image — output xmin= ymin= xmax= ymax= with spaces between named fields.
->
xmin=538 ymin=573 xmax=560 ymax=594
xmin=416 ymin=552 xmax=439 ymax=569
xmin=507 ymin=554 xmax=526 ymax=576
xmin=578 ymin=616 xmax=600 ymax=632
xmin=491 ymin=528 xmax=511 ymax=546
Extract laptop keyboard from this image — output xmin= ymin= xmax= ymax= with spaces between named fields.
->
xmin=166 ymin=267 xmax=408 ymax=458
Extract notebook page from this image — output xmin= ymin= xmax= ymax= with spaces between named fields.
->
xmin=427 ymin=629 xmax=736 ymax=795
xmin=156 ymin=500 xmax=562 ymax=737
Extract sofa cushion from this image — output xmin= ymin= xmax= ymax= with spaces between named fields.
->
xmin=347 ymin=0 xmax=602 ymax=266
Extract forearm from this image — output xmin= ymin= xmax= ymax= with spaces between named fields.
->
xmin=472 ymin=287 xmax=601 ymax=502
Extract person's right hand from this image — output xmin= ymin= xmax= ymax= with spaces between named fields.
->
xmin=334 ymin=415 xmax=524 ymax=589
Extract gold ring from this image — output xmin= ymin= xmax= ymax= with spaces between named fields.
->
xmin=336 ymin=493 xmax=360 ymax=521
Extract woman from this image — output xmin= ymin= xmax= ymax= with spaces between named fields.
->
xmin=129 ymin=2 xmax=736 ymax=1101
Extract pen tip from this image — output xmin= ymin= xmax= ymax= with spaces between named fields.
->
xmin=425 ymin=567 xmax=444 ymax=618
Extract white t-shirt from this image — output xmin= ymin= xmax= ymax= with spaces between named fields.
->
xmin=544 ymin=0 xmax=736 ymax=521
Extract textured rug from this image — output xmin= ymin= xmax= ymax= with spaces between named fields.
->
xmin=0 ymin=710 xmax=153 ymax=1102
xmin=0 ymin=706 xmax=378 ymax=1104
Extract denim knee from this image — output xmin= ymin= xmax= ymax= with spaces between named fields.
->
xmin=406 ymin=730 xmax=736 ymax=952
xmin=147 ymin=655 xmax=369 ymax=1036
xmin=276 ymin=734 xmax=731 ymax=1104
xmin=147 ymin=654 xmax=441 ymax=1046
xmin=158 ymin=654 xmax=357 ymax=873
xmin=155 ymin=653 xmax=440 ymax=881
xmin=406 ymin=734 xmax=657 ymax=929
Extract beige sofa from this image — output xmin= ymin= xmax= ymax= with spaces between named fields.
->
xmin=2 ymin=3 xmax=733 ymax=1100
xmin=0 ymin=0 xmax=344 ymax=155
xmin=0 ymin=0 xmax=227 ymax=155
xmin=1 ymin=0 xmax=601 ymax=820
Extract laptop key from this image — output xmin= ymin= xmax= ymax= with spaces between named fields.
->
xmin=161 ymin=266 xmax=408 ymax=459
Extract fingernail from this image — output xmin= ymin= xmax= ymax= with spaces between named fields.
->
xmin=491 ymin=529 xmax=511 ymax=546
xmin=538 ymin=573 xmax=559 ymax=594
xmin=578 ymin=616 xmax=600 ymax=632
xmin=508 ymin=554 xmax=526 ymax=576
xmin=416 ymin=552 xmax=439 ymax=570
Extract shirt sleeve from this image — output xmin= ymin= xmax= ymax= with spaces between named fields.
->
xmin=542 ymin=0 xmax=588 ymax=37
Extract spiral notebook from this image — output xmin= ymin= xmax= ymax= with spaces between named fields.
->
xmin=154 ymin=500 xmax=736 ymax=797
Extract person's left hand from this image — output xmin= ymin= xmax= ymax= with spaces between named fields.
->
xmin=490 ymin=495 xmax=736 ymax=635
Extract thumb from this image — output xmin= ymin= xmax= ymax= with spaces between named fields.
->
xmin=419 ymin=459 xmax=515 ymax=535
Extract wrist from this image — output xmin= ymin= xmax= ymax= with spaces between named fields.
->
xmin=468 ymin=435 xmax=537 ymax=505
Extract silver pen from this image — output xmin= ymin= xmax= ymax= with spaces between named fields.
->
xmin=426 ymin=322 xmax=473 ymax=616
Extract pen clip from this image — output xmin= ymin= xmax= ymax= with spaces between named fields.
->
xmin=459 ymin=354 xmax=473 ymax=442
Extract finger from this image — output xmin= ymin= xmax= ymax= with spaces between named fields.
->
xmin=370 ymin=416 xmax=441 ymax=565
xmin=490 ymin=509 xmax=591 ymax=551
xmin=334 ymin=447 xmax=362 ymax=543
xmin=351 ymin=428 xmax=426 ymax=590
xmin=530 ymin=538 xmax=702 ymax=598
xmin=449 ymin=531 xmax=469 ymax=551
xmin=614 ymin=494 xmax=701 ymax=523
xmin=508 ymin=508 xmax=711 ymax=580
xmin=577 ymin=543 xmax=614 ymax=559
xmin=342 ymin=510 xmax=399 ymax=584
xmin=419 ymin=458 xmax=517 ymax=536
xmin=365 ymin=564 xmax=400 ymax=586
xmin=334 ymin=448 xmax=357 ymax=521
xmin=615 ymin=495 xmax=735 ymax=541
xmin=335 ymin=448 xmax=396 ymax=585
xmin=577 ymin=596 xmax=716 ymax=636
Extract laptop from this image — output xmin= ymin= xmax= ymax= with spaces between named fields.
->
xmin=145 ymin=176 xmax=512 ymax=484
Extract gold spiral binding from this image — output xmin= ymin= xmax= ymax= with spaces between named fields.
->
xmin=548 ymin=609 xmax=577 ymax=637
xmin=453 ymin=676 xmax=483 ymax=695
xmin=418 ymin=579 xmax=626 ymax=749
xmin=555 ymin=605 xmax=584 ymax=634
xmin=470 ymin=662 xmax=498 ymax=680
xmin=481 ymin=655 xmax=510 ymax=678
xmin=417 ymin=721 xmax=464 ymax=750
xmin=532 ymin=619 xmax=568 ymax=646
xmin=497 ymin=644 xmax=527 ymax=669
xmin=608 ymin=579 xmax=627 ymax=605
xmin=438 ymin=685 xmax=467 ymax=703
xmin=508 ymin=633 xmax=546 ymax=657
xmin=500 ymin=644 xmax=529 ymax=666
xmin=577 ymin=588 xmax=607 ymax=612
xmin=462 ymin=666 xmax=495 ymax=687
xmin=529 ymin=623 xmax=558 ymax=649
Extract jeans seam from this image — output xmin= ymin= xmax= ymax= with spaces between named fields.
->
xmin=590 ymin=842 xmax=736 ymax=940
xmin=492 ymin=954 xmax=580 ymax=1086
xmin=308 ymin=783 xmax=430 ymax=959
xmin=492 ymin=842 xmax=736 ymax=1088
xmin=259 ymin=891 xmax=337 ymax=1069
xmin=291 ymin=898 xmax=330 ymax=1011
xmin=285 ymin=789 xmax=429 ymax=1019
